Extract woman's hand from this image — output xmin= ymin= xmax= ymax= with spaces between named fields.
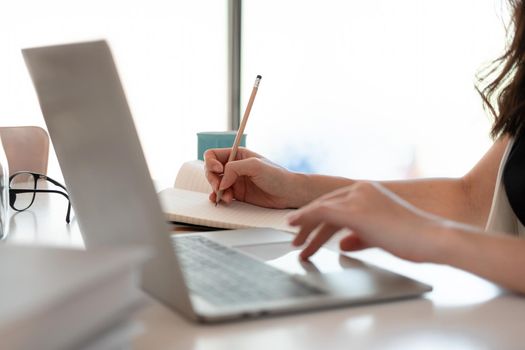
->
xmin=288 ymin=181 xmax=447 ymax=261
xmin=204 ymin=148 xmax=307 ymax=209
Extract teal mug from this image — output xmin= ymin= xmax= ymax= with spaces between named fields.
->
xmin=197 ymin=131 xmax=247 ymax=161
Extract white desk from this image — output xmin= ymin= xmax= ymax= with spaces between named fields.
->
xmin=6 ymin=194 xmax=525 ymax=350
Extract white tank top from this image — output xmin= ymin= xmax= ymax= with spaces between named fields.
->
xmin=485 ymin=138 xmax=525 ymax=236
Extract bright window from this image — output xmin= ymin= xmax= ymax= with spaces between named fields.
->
xmin=0 ymin=1 xmax=510 ymax=185
xmin=0 ymin=0 xmax=227 ymax=186
xmin=242 ymin=0 xmax=507 ymax=179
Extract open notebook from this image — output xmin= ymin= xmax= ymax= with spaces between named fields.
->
xmin=158 ymin=161 xmax=298 ymax=233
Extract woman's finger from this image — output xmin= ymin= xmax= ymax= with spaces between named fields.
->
xmin=339 ymin=233 xmax=370 ymax=252
xmin=300 ymin=223 xmax=341 ymax=260
xmin=209 ymin=187 xmax=234 ymax=204
xmin=204 ymin=148 xmax=233 ymax=165
xmin=287 ymin=186 xmax=354 ymax=223
xmin=219 ymin=188 xmax=235 ymax=204
xmin=289 ymin=196 xmax=355 ymax=229
xmin=204 ymin=147 xmax=258 ymax=166
xmin=204 ymin=169 xmax=221 ymax=191
xmin=219 ymin=158 xmax=263 ymax=191
xmin=292 ymin=221 xmax=320 ymax=246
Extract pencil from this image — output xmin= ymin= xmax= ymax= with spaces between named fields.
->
xmin=215 ymin=74 xmax=262 ymax=206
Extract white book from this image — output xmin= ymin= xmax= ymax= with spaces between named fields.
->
xmin=158 ymin=161 xmax=298 ymax=233
xmin=0 ymin=245 xmax=150 ymax=350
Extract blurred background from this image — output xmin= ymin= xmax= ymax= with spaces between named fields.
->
xmin=0 ymin=0 xmax=508 ymax=186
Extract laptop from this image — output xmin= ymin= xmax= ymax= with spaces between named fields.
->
xmin=22 ymin=40 xmax=431 ymax=323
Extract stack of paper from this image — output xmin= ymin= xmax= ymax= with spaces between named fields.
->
xmin=0 ymin=244 xmax=150 ymax=350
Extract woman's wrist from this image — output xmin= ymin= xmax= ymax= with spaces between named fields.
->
xmin=285 ymin=173 xmax=355 ymax=208
xmin=284 ymin=172 xmax=311 ymax=208
xmin=421 ymin=220 xmax=478 ymax=265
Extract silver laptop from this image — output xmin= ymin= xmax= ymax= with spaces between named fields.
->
xmin=23 ymin=40 xmax=431 ymax=323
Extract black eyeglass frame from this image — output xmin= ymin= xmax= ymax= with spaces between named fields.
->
xmin=9 ymin=171 xmax=71 ymax=223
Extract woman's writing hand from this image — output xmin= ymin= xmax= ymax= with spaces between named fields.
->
xmin=204 ymin=148 xmax=306 ymax=209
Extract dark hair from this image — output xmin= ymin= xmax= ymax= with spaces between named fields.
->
xmin=477 ymin=0 xmax=525 ymax=139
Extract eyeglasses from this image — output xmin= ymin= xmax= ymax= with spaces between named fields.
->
xmin=9 ymin=171 xmax=71 ymax=223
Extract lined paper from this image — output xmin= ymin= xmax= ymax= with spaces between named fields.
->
xmin=158 ymin=188 xmax=298 ymax=233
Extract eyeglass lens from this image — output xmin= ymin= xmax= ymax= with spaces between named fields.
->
xmin=9 ymin=173 xmax=37 ymax=211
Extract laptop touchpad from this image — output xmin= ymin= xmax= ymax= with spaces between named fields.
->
xmin=236 ymin=242 xmax=361 ymax=275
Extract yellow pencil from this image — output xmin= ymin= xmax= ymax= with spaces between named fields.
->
xmin=215 ymin=75 xmax=262 ymax=206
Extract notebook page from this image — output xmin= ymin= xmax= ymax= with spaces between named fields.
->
xmin=174 ymin=160 xmax=212 ymax=193
xmin=158 ymin=188 xmax=298 ymax=233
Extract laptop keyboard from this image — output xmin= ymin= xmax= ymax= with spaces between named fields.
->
xmin=172 ymin=235 xmax=325 ymax=306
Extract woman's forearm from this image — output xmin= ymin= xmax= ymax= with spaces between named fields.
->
xmin=292 ymin=137 xmax=506 ymax=225
xmin=381 ymin=178 xmax=487 ymax=227
xmin=295 ymin=173 xmax=484 ymax=227
xmin=430 ymin=226 xmax=525 ymax=294
xmin=291 ymin=173 xmax=354 ymax=207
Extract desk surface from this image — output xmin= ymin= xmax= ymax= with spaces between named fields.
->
xmin=6 ymin=194 xmax=524 ymax=350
